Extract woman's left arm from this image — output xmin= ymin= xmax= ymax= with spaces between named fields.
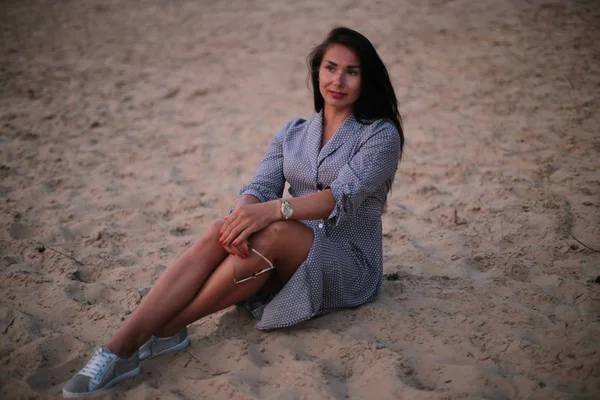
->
xmin=220 ymin=190 xmax=335 ymax=246
xmin=325 ymin=122 xmax=400 ymax=226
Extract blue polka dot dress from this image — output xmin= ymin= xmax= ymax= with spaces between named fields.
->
xmin=238 ymin=111 xmax=401 ymax=330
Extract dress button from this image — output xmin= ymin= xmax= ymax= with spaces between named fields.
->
xmin=316 ymin=183 xmax=323 ymax=190
xmin=318 ymin=223 xmax=324 ymax=229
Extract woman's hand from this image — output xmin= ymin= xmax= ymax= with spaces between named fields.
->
xmin=219 ymin=201 xmax=279 ymax=251
xmin=221 ymin=238 xmax=250 ymax=258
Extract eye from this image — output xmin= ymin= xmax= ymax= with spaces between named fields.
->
xmin=348 ymin=69 xmax=359 ymax=76
xmin=325 ymin=65 xmax=335 ymax=72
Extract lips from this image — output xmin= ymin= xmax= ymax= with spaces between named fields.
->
xmin=329 ymin=90 xmax=346 ymax=99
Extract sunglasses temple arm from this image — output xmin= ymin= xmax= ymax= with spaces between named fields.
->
xmin=251 ymin=248 xmax=275 ymax=270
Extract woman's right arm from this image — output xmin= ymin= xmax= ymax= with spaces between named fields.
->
xmin=237 ymin=119 xmax=304 ymax=203
xmin=235 ymin=194 xmax=261 ymax=208
xmin=223 ymin=119 xmax=303 ymax=255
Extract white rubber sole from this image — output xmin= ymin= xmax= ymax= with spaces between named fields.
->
xmin=62 ymin=365 xmax=141 ymax=398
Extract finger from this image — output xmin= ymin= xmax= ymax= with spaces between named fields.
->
xmin=240 ymin=240 xmax=250 ymax=255
xmin=235 ymin=243 xmax=248 ymax=258
xmin=219 ymin=214 xmax=234 ymax=238
xmin=220 ymin=216 xmax=238 ymax=245
xmin=223 ymin=243 xmax=247 ymax=258
xmin=231 ymin=242 xmax=248 ymax=257
xmin=222 ymin=220 xmax=249 ymax=247
xmin=231 ymin=227 xmax=255 ymax=247
xmin=220 ymin=210 xmax=239 ymax=229
xmin=222 ymin=242 xmax=239 ymax=257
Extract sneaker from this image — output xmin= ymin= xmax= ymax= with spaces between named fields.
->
xmin=139 ymin=327 xmax=190 ymax=361
xmin=62 ymin=347 xmax=140 ymax=398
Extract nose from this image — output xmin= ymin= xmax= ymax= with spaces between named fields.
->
xmin=333 ymin=71 xmax=344 ymax=88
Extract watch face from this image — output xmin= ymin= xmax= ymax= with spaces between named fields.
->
xmin=282 ymin=202 xmax=293 ymax=218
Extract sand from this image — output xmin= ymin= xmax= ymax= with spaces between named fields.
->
xmin=1 ymin=0 xmax=599 ymax=399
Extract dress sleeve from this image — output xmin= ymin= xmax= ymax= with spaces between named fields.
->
xmin=238 ymin=119 xmax=302 ymax=202
xmin=326 ymin=122 xmax=400 ymax=226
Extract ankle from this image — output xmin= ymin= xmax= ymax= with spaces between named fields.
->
xmin=153 ymin=328 xmax=179 ymax=338
xmin=106 ymin=343 xmax=137 ymax=359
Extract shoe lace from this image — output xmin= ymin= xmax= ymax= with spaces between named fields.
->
xmin=79 ymin=348 xmax=116 ymax=384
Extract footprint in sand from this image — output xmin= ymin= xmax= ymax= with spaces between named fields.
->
xmin=8 ymin=222 xmax=35 ymax=240
xmin=27 ymin=356 xmax=87 ymax=395
xmin=62 ymin=281 xmax=108 ymax=305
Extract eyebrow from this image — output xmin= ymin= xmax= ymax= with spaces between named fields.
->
xmin=324 ymin=60 xmax=361 ymax=69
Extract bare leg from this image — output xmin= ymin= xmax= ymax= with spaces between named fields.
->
xmin=153 ymin=220 xmax=313 ymax=337
xmin=106 ymin=220 xmax=313 ymax=357
xmin=105 ymin=219 xmax=229 ymax=357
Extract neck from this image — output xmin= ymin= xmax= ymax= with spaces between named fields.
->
xmin=323 ymin=105 xmax=352 ymax=128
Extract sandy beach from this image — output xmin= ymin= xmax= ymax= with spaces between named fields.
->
xmin=1 ymin=0 xmax=599 ymax=398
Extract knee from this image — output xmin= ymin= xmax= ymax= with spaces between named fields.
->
xmin=260 ymin=220 xmax=288 ymax=240
xmin=251 ymin=220 xmax=288 ymax=250
xmin=208 ymin=218 xmax=226 ymax=233
xmin=191 ymin=218 xmax=224 ymax=250
xmin=204 ymin=218 xmax=225 ymax=240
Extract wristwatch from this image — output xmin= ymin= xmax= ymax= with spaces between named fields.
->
xmin=280 ymin=198 xmax=294 ymax=220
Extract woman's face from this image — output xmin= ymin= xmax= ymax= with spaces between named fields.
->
xmin=318 ymin=44 xmax=361 ymax=112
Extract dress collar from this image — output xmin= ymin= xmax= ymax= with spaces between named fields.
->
xmin=308 ymin=110 xmax=357 ymax=166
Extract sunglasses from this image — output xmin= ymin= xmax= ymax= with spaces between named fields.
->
xmin=233 ymin=248 xmax=275 ymax=284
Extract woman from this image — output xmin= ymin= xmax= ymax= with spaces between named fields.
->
xmin=63 ymin=26 xmax=404 ymax=398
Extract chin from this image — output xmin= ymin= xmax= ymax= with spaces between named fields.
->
xmin=328 ymin=101 xmax=352 ymax=110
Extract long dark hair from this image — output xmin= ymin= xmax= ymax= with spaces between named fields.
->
xmin=308 ymin=27 xmax=404 ymax=161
